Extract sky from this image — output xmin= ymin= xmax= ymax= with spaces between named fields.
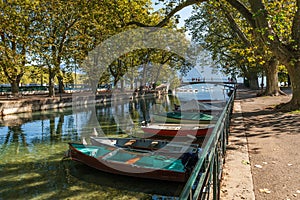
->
xmin=150 ymin=2 xmax=228 ymax=80
xmin=176 ymin=6 xmax=194 ymax=28
xmin=115 ymin=2 xmax=227 ymax=83
xmin=151 ymin=1 xmax=194 ymax=39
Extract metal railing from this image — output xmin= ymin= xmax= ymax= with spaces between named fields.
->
xmin=179 ymin=88 xmax=236 ymax=200
xmin=0 ymin=86 xmax=48 ymax=92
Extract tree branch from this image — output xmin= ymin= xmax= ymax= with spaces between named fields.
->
xmin=225 ymin=0 xmax=256 ymax=28
xmin=292 ymin=0 xmax=300 ymax=48
xmin=128 ymin=0 xmax=207 ymax=27
xmin=219 ymin=3 xmax=252 ymax=47
xmin=248 ymin=0 xmax=290 ymax=62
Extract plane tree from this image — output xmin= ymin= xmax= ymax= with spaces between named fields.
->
xmin=0 ymin=0 xmax=38 ymax=96
xmin=79 ymin=1 xmax=190 ymax=94
xmin=219 ymin=0 xmax=299 ymax=107
xmin=32 ymin=0 xmax=101 ymax=96
xmin=185 ymin=2 xmax=261 ymax=89
xmin=185 ymin=1 xmax=283 ymax=94
xmin=138 ymin=0 xmax=300 ymax=110
xmin=76 ymin=0 xmax=156 ymax=94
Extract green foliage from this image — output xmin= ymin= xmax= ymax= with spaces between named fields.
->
xmin=185 ymin=1 xmax=273 ymax=81
xmin=20 ymin=65 xmax=48 ymax=85
xmin=265 ymin=1 xmax=296 ymax=45
xmin=0 ymin=0 xmax=212 ymax=95
xmin=278 ymin=65 xmax=288 ymax=83
xmin=289 ymin=110 xmax=300 ymax=114
xmin=0 ymin=0 xmax=38 ymax=93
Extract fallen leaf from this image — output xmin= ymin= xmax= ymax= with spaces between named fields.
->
xmin=242 ymin=160 xmax=250 ymax=165
xmin=259 ymin=188 xmax=271 ymax=194
xmin=254 ymin=164 xmax=263 ymax=168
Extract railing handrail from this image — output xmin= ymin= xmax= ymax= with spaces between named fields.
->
xmin=179 ymin=88 xmax=236 ymax=199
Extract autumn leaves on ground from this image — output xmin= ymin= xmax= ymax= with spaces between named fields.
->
xmin=222 ymin=88 xmax=300 ymax=200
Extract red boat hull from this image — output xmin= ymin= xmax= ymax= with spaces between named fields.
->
xmin=141 ymin=126 xmax=214 ymax=137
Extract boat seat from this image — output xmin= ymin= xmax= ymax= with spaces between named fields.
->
xmin=90 ymin=149 xmax=98 ymax=157
xmin=125 ymin=157 xmax=140 ymax=164
xmin=150 ymin=141 xmax=159 ymax=146
xmin=124 ymin=139 xmax=136 ymax=146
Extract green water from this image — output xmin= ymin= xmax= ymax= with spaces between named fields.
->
xmin=0 ymin=96 xmax=185 ymax=200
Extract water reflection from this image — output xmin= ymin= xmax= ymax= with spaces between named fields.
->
xmin=0 ymin=87 xmax=229 ymax=199
xmin=0 ymin=95 xmax=183 ymax=199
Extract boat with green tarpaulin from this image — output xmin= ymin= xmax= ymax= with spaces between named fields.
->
xmin=66 ymin=142 xmax=200 ymax=182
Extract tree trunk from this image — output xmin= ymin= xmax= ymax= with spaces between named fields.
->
xmin=10 ymin=73 xmax=23 ymax=96
xmin=264 ymin=57 xmax=284 ymax=96
xmin=130 ymin=80 xmax=134 ymax=90
xmin=154 ymin=64 xmax=164 ymax=83
xmin=140 ymin=62 xmax=147 ymax=87
xmin=89 ymin=78 xmax=98 ymax=94
xmin=247 ymin=73 xmax=259 ymax=89
xmin=10 ymin=80 xmax=19 ymax=96
xmin=57 ymin=74 xmax=65 ymax=94
xmin=284 ymin=62 xmax=300 ymax=109
xmin=48 ymin=67 xmax=55 ymax=97
xmin=139 ymin=63 xmax=148 ymax=96
xmin=120 ymin=78 xmax=125 ymax=92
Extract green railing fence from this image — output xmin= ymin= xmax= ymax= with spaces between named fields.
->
xmin=179 ymin=88 xmax=236 ymax=200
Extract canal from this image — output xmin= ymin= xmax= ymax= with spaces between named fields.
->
xmin=0 ymin=85 xmax=230 ymax=200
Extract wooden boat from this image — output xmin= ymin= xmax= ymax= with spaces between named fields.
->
xmin=173 ymin=100 xmax=223 ymax=115
xmin=141 ymin=123 xmax=215 ymax=137
xmin=197 ymin=100 xmax=227 ymax=108
xmin=90 ymin=137 xmax=198 ymax=154
xmin=66 ymin=142 xmax=200 ymax=182
xmin=151 ymin=111 xmax=217 ymax=124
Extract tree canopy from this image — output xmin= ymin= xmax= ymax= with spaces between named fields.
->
xmin=1 ymin=0 xmax=189 ymax=96
xmin=1 ymin=0 xmax=300 ymax=110
xmin=147 ymin=0 xmax=300 ymax=110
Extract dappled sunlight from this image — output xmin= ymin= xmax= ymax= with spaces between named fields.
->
xmin=242 ymin=112 xmax=300 ymax=138
xmin=0 ymin=126 xmax=185 ymax=199
xmin=30 ymin=191 xmax=57 ymax=200
xmin=229 ymin=89 xmax=300 ymax=200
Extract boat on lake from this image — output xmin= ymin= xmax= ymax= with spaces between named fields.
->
xmin=66 ymin=142 xmax=200 ymax=182
xmin=90 ymin=137 xmax=198 ymax=154
xmin=141 ymin=123 xmax=215 ymax=137
xmin=151 ymin=111 xmax=217 ymax=124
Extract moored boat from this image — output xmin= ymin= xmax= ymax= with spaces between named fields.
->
xmin=174 ymin=100 xmax=224 ymax=113
xmin=66 ymin=142 xmax=200 ymax=182
xmin=151 ymin=111 xmax=217 ymax=124
xmin=197 ymin=100 xmax=227 ymax=108
xmin=141 ymin=123 xmax=214 ymax=137
xmin=90 ymin=137 xmax=198 ymax=154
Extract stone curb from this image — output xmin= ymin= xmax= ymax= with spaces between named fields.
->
xmin=220 ymin=94 xmax=255 ymax=199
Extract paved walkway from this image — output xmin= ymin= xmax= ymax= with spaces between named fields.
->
xmin=220 ymin=89 xmax=256 ymax=199
xmin=221 ymin=88 xmax=300 ymax=200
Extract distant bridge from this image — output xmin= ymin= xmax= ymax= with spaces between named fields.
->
xmin=180 ymin=80 xmax=237 ymax=88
